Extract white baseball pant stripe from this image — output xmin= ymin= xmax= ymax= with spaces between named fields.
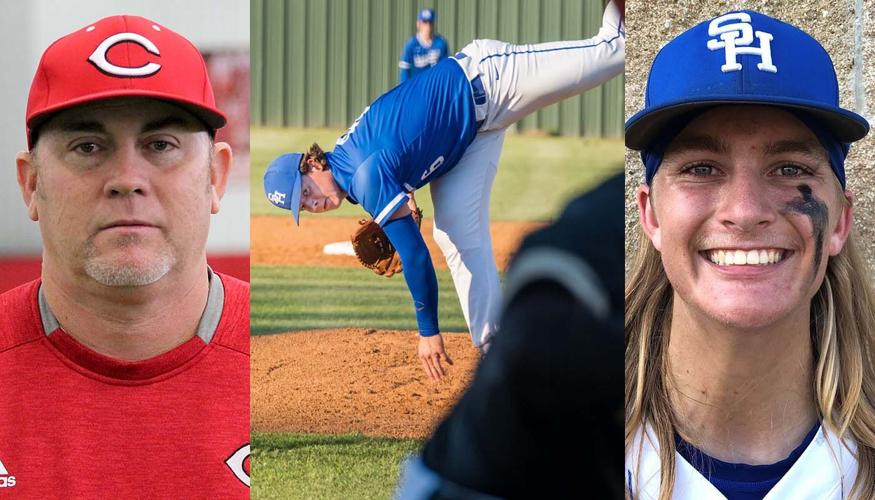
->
xmin=433 ymin=0 xmax=624 ymax=348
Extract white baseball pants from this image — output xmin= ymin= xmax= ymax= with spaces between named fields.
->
xmin=430 ymin=0 xmax=624 ymax=348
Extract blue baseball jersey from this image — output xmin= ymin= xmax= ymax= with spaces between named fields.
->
xmin=326 ymin=58 xmax=478 ymax=225
xmin=399 ymin=35 xmax=450 ymax=82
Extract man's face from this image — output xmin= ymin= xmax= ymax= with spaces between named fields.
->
xmin=18 ymin=97 xmax=228 ymax=287
xmin=417 ymin=20 xmax=434 ymax=38
xmin=638 ymin=105 xmax=853 ymax=330
xmin=300 ymin=168 xmax=343 ymax=213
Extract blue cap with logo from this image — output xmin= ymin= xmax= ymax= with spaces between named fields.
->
xmin=264 ymin=153 xmax=305 ymax=225
xmin=418 ymin=8 xmax=435 ymax=23
xmin=626 ymin=10 xmax=869 ymax=187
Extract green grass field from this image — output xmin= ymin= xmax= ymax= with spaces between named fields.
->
xmin=251 ymin=266 xmax=468 ymax=335
xmin=251 ymin=127 xmax=622 ymax=221
xmin=252 ymin=432 xmax=422 ymax=500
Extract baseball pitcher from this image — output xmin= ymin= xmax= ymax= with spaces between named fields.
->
xmin=264 ymin=0 xmax=625 ymax=381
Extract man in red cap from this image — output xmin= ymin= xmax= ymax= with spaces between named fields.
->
xmin=0 ymin=16 xmax=249 ymax=496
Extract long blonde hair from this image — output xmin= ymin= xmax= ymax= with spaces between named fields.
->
xmin=625 ymin=206 xmax=875 ymax=499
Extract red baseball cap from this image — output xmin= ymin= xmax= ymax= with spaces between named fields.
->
xmin=25 ymin=15 xmax=227 ymax=149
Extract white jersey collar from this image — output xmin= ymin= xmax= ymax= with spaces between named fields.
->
xmin=626 ymin=423 xmax=858 ymax=499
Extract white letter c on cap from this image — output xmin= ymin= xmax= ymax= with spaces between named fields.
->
xmin=88 ymin=32 xmax=161 ymax=77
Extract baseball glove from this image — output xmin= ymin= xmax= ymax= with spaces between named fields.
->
xmin=351 ymin=206 xmax=423 ymax=278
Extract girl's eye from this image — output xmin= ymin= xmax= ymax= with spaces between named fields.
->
xmin=683 ymin=164 xmax=715 ymax=176
xmin=775 ymin=164 xmax=808 ymax=176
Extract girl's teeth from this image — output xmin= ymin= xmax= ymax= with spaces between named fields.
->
xmin=708 ymin=249 xmax=784 ymax=266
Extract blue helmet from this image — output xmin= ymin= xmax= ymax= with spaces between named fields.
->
xmin=263 ymin=153 xmax=305 ymax=225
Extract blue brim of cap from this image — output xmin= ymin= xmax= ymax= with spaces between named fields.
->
xmin=625 ymin=96 xmax=869 ymax=150
xmin=289 ymin=172 xmax=302 ymax=225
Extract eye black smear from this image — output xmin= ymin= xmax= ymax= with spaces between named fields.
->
xmin=783 ymin=185 xmax=828 ymax=277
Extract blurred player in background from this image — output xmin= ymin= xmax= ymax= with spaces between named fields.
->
xmin=0 ymin=15 xmax=249 ymax=496
xmin=399 ymin=8 xmax=449 ymax=83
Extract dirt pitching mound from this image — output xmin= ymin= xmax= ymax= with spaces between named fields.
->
xmin=251 ymin=216 xmax=543 ymax=269
xmin=252 ymin=328 xmax=480 ymax=439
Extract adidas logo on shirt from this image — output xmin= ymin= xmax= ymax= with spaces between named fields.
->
xmin=0 ymin=458 xmax=15 ymax=488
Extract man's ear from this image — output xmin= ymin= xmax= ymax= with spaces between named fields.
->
xmin=828 ymin=190 xmax=854 ymax=256
xmin=209 ymin=142 xmax=233 ymax=215
xmin=637 ymin=184 xmax=661 ymax=251
xmin=16 ymin=151 xmax=39 ymax=221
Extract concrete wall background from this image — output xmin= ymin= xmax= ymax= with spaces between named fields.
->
xmin=624 ymin=0 xmax=875 ymax=274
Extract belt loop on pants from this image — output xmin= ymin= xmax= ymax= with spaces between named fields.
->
xmin=452 ymin=51 xmax=489 ymax=130
xmin=471 ymin=76 xmax=487 ymax=130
